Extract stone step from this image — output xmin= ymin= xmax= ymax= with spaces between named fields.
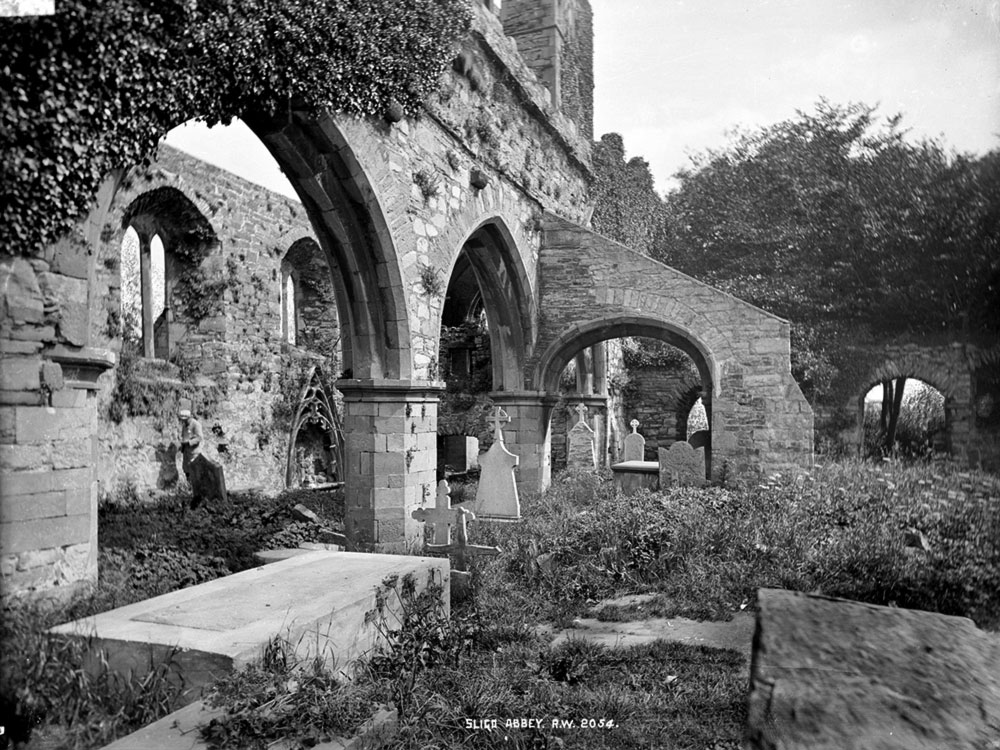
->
xmin=52 ymin=550 xmax=449 ymax=707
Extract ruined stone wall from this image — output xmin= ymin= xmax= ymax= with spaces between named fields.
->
xmin=623 ymin=362 xmax=703 ymax=458
xmin=330 ymin=2 xmax=594 ymax=382
xmin=500 ymin=0 xmax=594 ymax=139
xmin=2 ymin=1 xmax=599 ymax=591
xmin=821 ymin=340 xmax=1000 ymax=471
xmin=90 ymin=145 xmax=333 ymax=499
xmin=533 ymin=215 xmax=814 ymax=480
xmin=1 ymin=174 xmax=119 ymax=597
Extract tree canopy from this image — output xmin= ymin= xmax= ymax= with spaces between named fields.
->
xmin=651 ymin=100 xmax=1000 ymax=400
xmin=658 ymin=100 xmax=999 ymax=340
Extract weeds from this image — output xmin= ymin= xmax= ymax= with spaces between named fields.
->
xmin=0 ymin=597 xmax=184 ymax=749
xmin=199 ymin=635 xmax=378 ymax=750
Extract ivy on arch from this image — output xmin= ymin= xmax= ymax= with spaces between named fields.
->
xmin=1 ymin=0 xmax=472 ymax=257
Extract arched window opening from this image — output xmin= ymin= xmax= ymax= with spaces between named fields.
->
xmin=863 ymin=377 xmax=946 ymax=460
xmin=120 ymin=226 xmax=142 ymax=343
xmin=687 ymin=397 xmax=709 ymax=438
xmin=281 ymin=267 xmax=299 ymax=346
xmin=150 ymin=234 xmax=169 ymax=359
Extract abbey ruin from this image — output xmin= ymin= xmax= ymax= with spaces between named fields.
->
xmin=5 ymin=0 xmax=821 ymax=597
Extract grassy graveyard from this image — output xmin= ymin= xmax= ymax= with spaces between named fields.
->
xmin=1 ymin=459 xmax=998 ymax=749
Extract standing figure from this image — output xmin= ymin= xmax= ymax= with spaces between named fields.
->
xmin=178 ymin=408 xmax=203 ymax=480
xmin=178 ymin=407 xmax=227 ymax=508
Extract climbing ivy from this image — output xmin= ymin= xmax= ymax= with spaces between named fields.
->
xmin=0 ymin=0 xmax=472 ymax=257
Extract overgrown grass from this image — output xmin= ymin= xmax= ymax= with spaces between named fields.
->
xmin=471 ymin=461 xmax=1000 ymax=629
xmin=5 ymin=460 xmax=998 ymax=749
xmin=0 ymin=485 xmax=345 ymax=750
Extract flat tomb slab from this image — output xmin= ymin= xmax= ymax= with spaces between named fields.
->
xmin=51 ymin=551 xmax=449 ymax=706
xmin=611 ymin=460 xmax=659 ymax=493
xmin=746 ymin=588 xmax=1000 ymax=749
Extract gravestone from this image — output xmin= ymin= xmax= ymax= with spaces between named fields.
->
xmin=623 ymin=419 xmax=646 ymax=461
xmin=468 ymin=407 xmax=520 ymax=521
xmin=412 ymin=480 xmax=500 ymax=598
xmin=658 ymin=441 xmax=706 ymax=487
xmin=566 ymin=403 xmax=597 ymax=470
xmin=187 ymin=453 xmax=228 ymax=507
xmin=747 ymin=589 xmax=1000 ymax=749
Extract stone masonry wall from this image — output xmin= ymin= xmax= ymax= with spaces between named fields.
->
xmin=623 ymin=362 xmax=703 ymax=458
xmin=91 ymin=145 xmax=332 ymax=499
xmin=533 ymin=215 xmax=814 ymax=479
xmin=821 ymin=340 xmax=1000 ymax=470
xmin=1 ymin=174 xmax=120 ymax=598
xmin=501 ymin=0 xmax=594 ymax=139
xmin=327 ymin=1 xmax=594 ymax=385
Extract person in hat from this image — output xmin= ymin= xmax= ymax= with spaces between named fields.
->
xmin=178 ymin=407 xmax=203 ymax=485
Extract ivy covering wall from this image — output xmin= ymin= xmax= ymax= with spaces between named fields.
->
xmin=0 ymin=0 xmax=472 ymax=257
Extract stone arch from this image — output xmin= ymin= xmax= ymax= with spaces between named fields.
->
xmin=444 ymin=215 xmax=536 ymax=391
xmin=854 ymin=349 xmax=968 ymax=459
xmin=284 ymin=366 xmax=343 ymax=488
xmin=536 ymin=316 xmax=718 ymax=399
xmin=536 ymin=316 xmax=718 ymax=478
xmin=280 ymin=236 xmax=341 ymax=363
xmin=120 ymin=186 xmax=220 ymax=360
xmin=244 ymin=114 xmax=411 ymax=380
xmin=676 ymin=381 xmax=705 ymax=441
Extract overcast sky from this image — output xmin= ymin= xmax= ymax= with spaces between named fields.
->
xmin=165 ymin=1 xmax=1000 ymax=198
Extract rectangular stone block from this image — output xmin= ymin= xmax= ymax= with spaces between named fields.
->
xmin=0 ymin=357 xmax=40 ymax=391
xmin=0 ymin=513 xmax=90 ymax=554
xmin=50 ymin=552 xmax=449 ymax=709
xmin=747 ymin=589 xmax=1000 ymax=750
xmin=14 ymin=405 xmax=92 ymax=443
xmin=51 ymin=438 xmax=92 ymax=469
xmin=374 ymin=452 xmax=405 ymax=475
xmin=1 ymin=467 xmax=91 ymax=496
xmin=0 ymin=443 xmax=49 ymax=472
xmin=0 ymin=490 xmax=66 ymax=523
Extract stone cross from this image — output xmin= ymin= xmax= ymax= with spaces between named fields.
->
xmin=566 ymin=405 xmax=597 ymax=470
xmin=575 ymin=402 xmax=589 ymax=424
xmin=623 ymin=419 xmax=646 ymax=462
xmin=412 ymin=480 xmax=501 ymax=595
xmin=486 ymin=406 xmax=511 ymax=443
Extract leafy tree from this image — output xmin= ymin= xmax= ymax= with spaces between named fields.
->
xmin=656 ymin=100 xmax=999 ymax=428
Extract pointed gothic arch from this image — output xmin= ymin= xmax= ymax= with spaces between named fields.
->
xmin=285 ymin=366 xmax=344 ymax=488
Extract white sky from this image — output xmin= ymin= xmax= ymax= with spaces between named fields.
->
xmin=164 ymin=1 xmax=1000 ymax=198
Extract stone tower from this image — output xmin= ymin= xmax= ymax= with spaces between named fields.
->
xmin=501 ymin=0 xmax=594 ymax=140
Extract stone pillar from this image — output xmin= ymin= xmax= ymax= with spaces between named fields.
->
xmin=1 ymin=266 xmax=114 ymax=599
xmin=488 ymin=391 xmax=557 ymax=495
xmin=137 ymin=232 xmax=154 ymax=359
xmin=337 ymin=379 xmax=443 ymax=552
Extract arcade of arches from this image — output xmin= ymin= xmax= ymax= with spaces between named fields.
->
xmin=1 ymin=0 xmax=814 ymax=597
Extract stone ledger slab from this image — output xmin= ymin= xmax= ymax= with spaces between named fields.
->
xmin=51 ymin=551 xmax=449 ymax=707
xmin=611 ymin=459 xmax=659 ymax=493
xmin=746 ymin=588 xmax=1000 ymax=750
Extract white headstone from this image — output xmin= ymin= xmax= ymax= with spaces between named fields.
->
xmin=469 ymin=407 xmax=520 ymax=520
xmin=566 ymin=403 xmax=597 ymax=469
xmin=623 ymin=419 xmax=646 ymax=462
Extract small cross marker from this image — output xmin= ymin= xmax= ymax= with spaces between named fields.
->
xmin=630 ymin=418 xmax=640 ymax=433
xmin=575 ymin=402 xmax=589 ymax=424
xmin=486 ymin=406 xmax=511 ymax=443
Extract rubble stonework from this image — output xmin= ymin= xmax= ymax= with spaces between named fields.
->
xmin=746 ymin=589 xmax=1000 ymax=749
xmin=1 ymin=0 xmax=814 ymax=597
